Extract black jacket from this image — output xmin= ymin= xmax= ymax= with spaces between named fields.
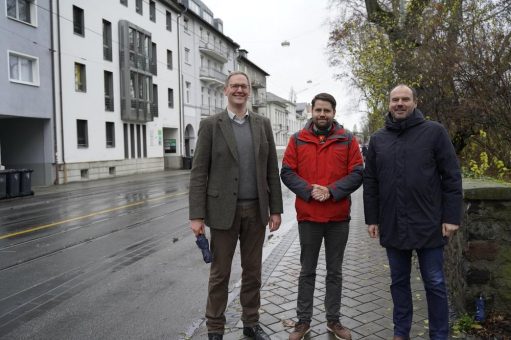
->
xmin=363 ymin=109 xmax=462 ymax=249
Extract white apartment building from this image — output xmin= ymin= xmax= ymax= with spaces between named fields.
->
xmin=51 ymin=0 xmax=183 ymax=183
xmin=266 ymin=92 xmax=307 ymax=147
xmin=2 ymin=0 xmax=294 ymax=186
xmin=178 ymin=0 xmax=238 ymax=157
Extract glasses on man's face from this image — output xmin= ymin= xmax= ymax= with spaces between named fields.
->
xmin=228 ymin=84 xmax=249 ymax=90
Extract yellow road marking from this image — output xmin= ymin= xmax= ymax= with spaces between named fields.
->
xmin=0 ymin=191 xmax=187 ymax=240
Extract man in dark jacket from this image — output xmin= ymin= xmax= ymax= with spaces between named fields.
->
xmin=363 ymin=85 xmax=462 ymax=340
xmin=281 ymin=93 xmax=363 ymax=340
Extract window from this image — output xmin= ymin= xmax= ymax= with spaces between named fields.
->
xmin=149 ymin=1 xmax=155 ymax=22
xmin=123 ymin=123 xmax=129 ymax=158
xmin=6 ymin=0 xmax=36 ymax=25
xmin=120 ymin=0 xmax=127 ymax=6
xmin=184 ymin=18 xmax=189 ymax=32
xmin=184 ymin=48 xmax=190 ymax=63
xmin=136 ymin=0 xmax=142 ymax=14
xmin=136 ymin=124 xmax=141 ymax=158
xmin=152 ymin=84 xmax=158 ymax=117
xmin=203 ymin=12 xmax=213 ymax=25
xmin=168 ymin=88 xmax=174 ymax=108
xmin=104 ymin=71 xmax=114 ymax=111
xmin=142 ymin=125 xmax=147 ymax=158
xmin=77 ymin=119 xmax=88 ymax=147
xmin=166 ymin=11 xmax=171 ymax=31
xmin=185 ymin=82 xmax=191 ymax=104
xmin=166 ymin=50 xmax=173 ymax=70
xmin=73 ymin=6 xmax=84 ymax=36
xmin=130 ymin=124 xmax=135 ymax=158
xmin=75 ymin=63 xmax=86 ymax=92
xmin=151 ymin=42 xmax=157 ymax=75
xmin=106 ymin=122 xmax=115 ymax=147
xmin=189 ymin=0 xmax=200 ymax=14
xmin=103 ymin=20 xmax=112 ymax=61
xmin=8 ymin=51 xmax=39 ymax=85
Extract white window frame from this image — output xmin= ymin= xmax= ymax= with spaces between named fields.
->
xmin=5 ymin=0 xmax=37 ymax=27
xmin=7 ymin=50 xmax=39 ymax=86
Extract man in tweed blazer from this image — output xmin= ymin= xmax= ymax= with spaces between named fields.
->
xmin=189 ymin=71 xmax=283 ymax=340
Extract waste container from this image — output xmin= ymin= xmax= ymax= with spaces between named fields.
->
xmin=6 ymin=169 xmax=20 ymax=198
xmin=182 ymin=157 xmax=192 ymax=170
xmin=0 ymin=170 xmax=7 ymax=199
xmin=19 ymin=169 xmax=34 ymax=196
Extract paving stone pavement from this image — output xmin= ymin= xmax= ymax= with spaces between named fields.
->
xmin=192 ymin=188 xmax=442 ymax=339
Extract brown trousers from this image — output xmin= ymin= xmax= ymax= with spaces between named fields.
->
xmin=206 ymin=201 xmax=266 ymax=333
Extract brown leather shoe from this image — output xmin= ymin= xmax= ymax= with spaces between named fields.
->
xmin=288 ymin=321 xmax=310 ymax=340
xmin=326 ymin=321 xmax=352 ymax=340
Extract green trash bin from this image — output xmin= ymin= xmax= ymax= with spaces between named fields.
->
xmin=19 ymin=169 xmax=34 ymax=196
xmin=6 ymin=169 xmax=20 ymax=198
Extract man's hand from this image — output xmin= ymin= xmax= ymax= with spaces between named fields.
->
xmin=190 ymin=219 xmax=205 ymax=236
xmin=311 ymin=184 xmax=330 ymax=202
xmin=268 ymin=214 xmax=281 ymax=232
xmin=442 ymin=223 xmax=459 ymax=237
xmin=368 ymin=224 xmax=379 ymax=238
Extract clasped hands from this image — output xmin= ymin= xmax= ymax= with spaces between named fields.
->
xmin=311 ymin=184 xmax=330 ymax=202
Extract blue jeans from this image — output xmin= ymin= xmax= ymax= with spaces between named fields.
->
xmin=296 ymin=221 xmax=350 ymax=323
xmin=386 ymin=247 xmax=449 ymax=340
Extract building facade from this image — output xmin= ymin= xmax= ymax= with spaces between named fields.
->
xmin=51 ymin=0 xmax=183 ymax=183
xmin=266 ymin=92 xmax=306 ymax=147
xmin=0 ymin=0 xmax=55 ymax=186
xmin=1 ymin=0 xmax=297 ymax=186
xmin=236 ymin=49 xmax=268 ymax=117
xmin=178 ymin=0 xmax=238 ymax=157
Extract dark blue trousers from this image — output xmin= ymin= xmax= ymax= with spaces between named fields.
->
xmin=386 ymin=246 xmax=449 ymax=340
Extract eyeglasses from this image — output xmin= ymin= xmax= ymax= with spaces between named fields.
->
xmin=228 ymin=84 xmax=249 ymax=90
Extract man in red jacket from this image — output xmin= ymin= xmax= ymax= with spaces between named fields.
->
xmin=281 ymin=93 xmax=363 ymax=340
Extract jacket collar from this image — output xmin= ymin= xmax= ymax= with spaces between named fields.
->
xmin=301 ymin=119 xmax=349 ymax=141
xmin=385 ymin=108 xmax=425 ymax=131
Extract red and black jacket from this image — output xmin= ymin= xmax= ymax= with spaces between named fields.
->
xmin=281 ymin=120 xmax=364 ymax=222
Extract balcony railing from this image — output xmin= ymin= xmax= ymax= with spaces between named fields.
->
xmin=199 ymin=41 xmax=228 ymax=62
xmin=199 ymin=68 xmax=227 ymax=84
xmin=251 ymin=78 xmax=265 ymax=88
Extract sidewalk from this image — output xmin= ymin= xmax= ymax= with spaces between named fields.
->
xmin=192 ymin=188 xmax=432 ymax=339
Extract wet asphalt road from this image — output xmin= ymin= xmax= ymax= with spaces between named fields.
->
xmin=0 ymin=170 xmax=242 ymax=339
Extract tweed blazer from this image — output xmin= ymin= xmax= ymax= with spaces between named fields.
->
xmin=189 ymin=110 xmax=283 ymax=230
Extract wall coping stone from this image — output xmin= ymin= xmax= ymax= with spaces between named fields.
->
xmin=462 ymin=178 xmax=511 ymax=200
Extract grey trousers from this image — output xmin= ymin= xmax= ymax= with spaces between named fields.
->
xmin=206 ymin=201 xmax=265 ymax=333
xmin=296 ymin=221 xmax=350 ymax=323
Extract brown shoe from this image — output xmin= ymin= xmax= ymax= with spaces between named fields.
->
xmin=326 ymin=321 xmax=352 ymax=340
xmin=288 ymin=321 xmax=311 ymax=340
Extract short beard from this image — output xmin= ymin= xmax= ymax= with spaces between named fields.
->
xmin=313 ymin=122 xmax=331 ymax=132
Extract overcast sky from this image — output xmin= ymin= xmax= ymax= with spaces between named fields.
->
xmin=204 ymin=0 xmax=366 ymax=130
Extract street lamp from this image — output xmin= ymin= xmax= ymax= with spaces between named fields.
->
xmin=281 ymin=40 xmax=290 ymax=47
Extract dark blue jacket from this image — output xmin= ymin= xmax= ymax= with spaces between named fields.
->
xmin=363 ymin=109 xmax=462 ymax=249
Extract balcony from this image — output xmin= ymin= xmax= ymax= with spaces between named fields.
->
xmin=251 ymin=78 xmax=265 ymax=89
xmin=201 ymin=105 xmax=223 ymax=117
xmin=199 ymin=41 xmax=228 ymax=63
xmin=199 ymin=68 xmax=227 ymax=87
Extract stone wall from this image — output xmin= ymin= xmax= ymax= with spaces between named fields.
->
xmin=445 ymin=179 xmax=511 ymax=316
